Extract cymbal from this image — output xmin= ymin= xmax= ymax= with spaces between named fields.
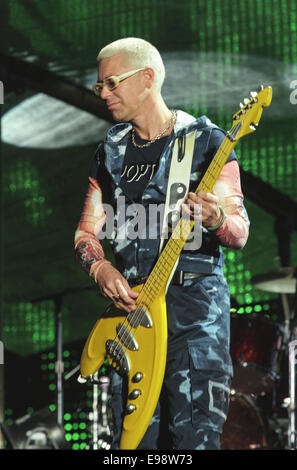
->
xmin=252 ymin=267 xmax=297 ymax=294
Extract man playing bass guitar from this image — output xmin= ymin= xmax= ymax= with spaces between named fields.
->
xmin=74 ymin=37 xmax=249 ymax=450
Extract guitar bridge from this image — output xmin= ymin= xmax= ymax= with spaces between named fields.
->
xmin=106 ymin=339 xmax=130 ymax=374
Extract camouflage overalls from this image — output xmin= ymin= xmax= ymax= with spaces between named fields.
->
xmin=91 ymin=111 xmax=235 ymax=450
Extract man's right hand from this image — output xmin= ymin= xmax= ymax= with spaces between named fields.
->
xmin=94 ymin=263 xmax=138 ymax=313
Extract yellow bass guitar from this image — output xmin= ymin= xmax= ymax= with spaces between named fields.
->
xmin=79 ymin=85 xmax=272 ymax=449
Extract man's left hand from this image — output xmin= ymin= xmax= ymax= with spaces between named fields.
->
xmin=183 ymin=190 xmax=221 ymax=228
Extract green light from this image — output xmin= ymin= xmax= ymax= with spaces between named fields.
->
xmin=64 ymin=413 xmax=72 ymax=421
xmin=7 ymin=161 xmax=52 ymax=226
xmin=3 ymin=300 xmax=57 ymax=354
xmin=244 ymin=294 xmax=253 ymax=305
xmin=227 ymin=252 xmax=235 ymax=262
xmin=229 ymin=285 xmax=236 ymax=295
xmin=254 ymin=305 xmax=262 ymax=312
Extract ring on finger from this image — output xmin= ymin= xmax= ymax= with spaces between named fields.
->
xmin=112 ymin=294 xmax=120 ymax=301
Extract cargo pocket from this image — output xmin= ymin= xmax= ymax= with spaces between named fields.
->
xmin=188 ymin=340 xmax=233 ymax=433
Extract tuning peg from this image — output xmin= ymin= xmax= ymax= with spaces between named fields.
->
xmin=257 ymin=84 xmax=264 ymax=92
xmin=244 ymin=98 xmax=250 ymax=104
xmin=250 ymin=91 xmax=257 ymax=97
xmin=239 ymin=102 xmax=246 ymax=113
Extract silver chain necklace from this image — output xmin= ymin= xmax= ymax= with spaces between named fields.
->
xmin=131 ymin=111 xmax=176 ymax=148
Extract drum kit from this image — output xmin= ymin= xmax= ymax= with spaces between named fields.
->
xmin=221 ymin=266 xmax=297 ymax=450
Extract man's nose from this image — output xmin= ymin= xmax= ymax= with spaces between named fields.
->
xmin=100 ymin=84 xmax=112 ymax=100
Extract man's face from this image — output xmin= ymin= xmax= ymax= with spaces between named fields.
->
xmin=98 ymin=53 xmax=148 ymax=123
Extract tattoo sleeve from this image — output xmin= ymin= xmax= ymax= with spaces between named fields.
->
xmin=74 ymin=177 xmax=108 ymax=276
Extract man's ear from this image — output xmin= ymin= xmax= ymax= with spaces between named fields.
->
xmin=143 ymin=67 xmax=155 ymax=89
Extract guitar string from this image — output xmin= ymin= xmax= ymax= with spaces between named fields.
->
xmin=109 ymin=161 xmax=234 ymax=367
xmin=108 ymin=133 xmax=236 ymax=364
xmin=108 ymin=130 xmax=238 ymax=364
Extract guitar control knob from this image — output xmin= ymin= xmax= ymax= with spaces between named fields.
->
xmin=77 ymin=375 xmax=87 ymax=384
xmin=129 ymin=389 xmax=141 ymax=400
xmin=126 ymin=404 xmax=136 ymax=414
xmin=132 ymin=372 xmax=143 ymax=383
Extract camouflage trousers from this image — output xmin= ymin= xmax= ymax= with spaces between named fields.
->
xmin=110 ymin=273 xmax=233 ymax=450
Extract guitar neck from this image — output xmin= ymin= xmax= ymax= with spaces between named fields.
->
xmin=197 ymin=134 xmax=237 ymax=193
xmin=136 ymin=131 xmax=238 ymax=307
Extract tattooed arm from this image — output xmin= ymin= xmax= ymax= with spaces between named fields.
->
xmin=74 ymin=177 xmax=111 ymax=280
xmin=74 ymin=176 xmax=138 ymax=311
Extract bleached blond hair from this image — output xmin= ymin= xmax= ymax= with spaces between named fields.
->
xmin=97 ymin=37 xmax=165 ymax=92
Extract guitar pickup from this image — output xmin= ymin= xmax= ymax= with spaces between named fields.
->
xmin=116 ymin=323 xmax=139 ymax=351
xmin=127 ymin=306 xmax=152 ymax=328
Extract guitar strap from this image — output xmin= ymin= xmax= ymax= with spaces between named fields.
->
xmin=159 ymin=129 xmax=200 ymax=291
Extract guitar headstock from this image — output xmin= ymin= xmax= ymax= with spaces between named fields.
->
xmin=229 ymin=85 xmax=273 ymax=142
